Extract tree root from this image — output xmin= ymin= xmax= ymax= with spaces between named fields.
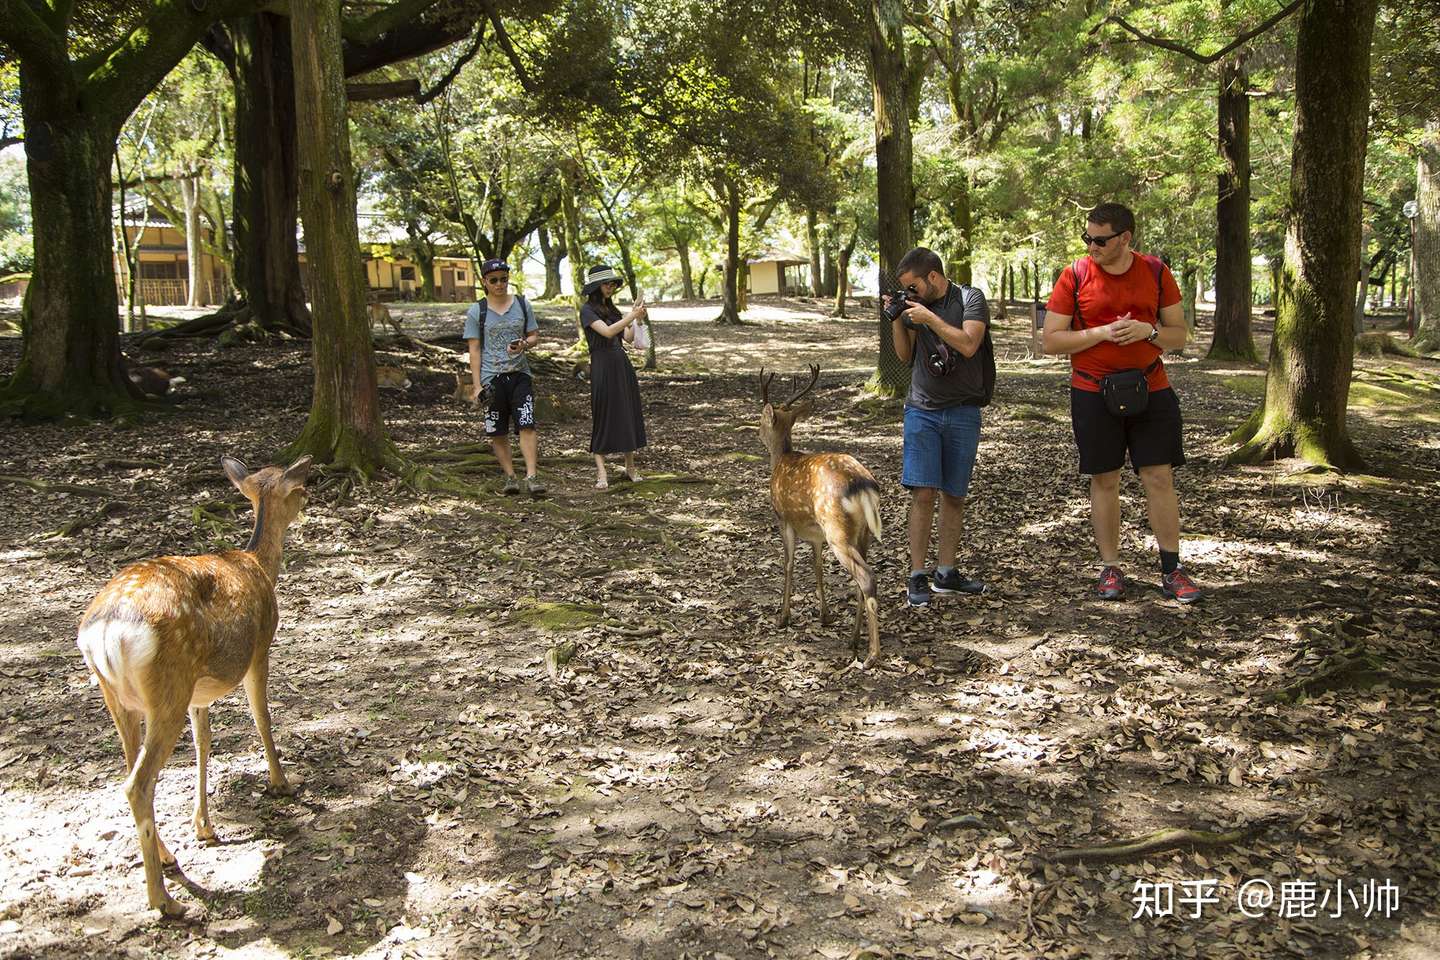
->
xmin=0 ymin=475 xmax=120 ymax=498
xmin=1048 ymin=817 xmax=1283 ymax=863
xmin=1266 ymin=651 xmax=1440 ymax=702
xmin=42 ymin=500 xmax=127 ymax=538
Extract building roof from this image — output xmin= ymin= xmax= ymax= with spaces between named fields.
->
xmin=747 ymin=249 xmax=809 ymax=265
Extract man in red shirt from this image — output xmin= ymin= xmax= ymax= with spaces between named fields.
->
xmin=1042 ymin=203 xmax=1202 ymax=603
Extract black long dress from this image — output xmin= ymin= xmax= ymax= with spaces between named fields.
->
xmin=582 ymin=303 xmax=647 ymax=454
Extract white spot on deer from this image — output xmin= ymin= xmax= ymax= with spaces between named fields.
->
xmin=77 ymin=619 xmax=159 ymax=713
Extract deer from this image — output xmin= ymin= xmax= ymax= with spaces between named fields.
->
xmin=75 ymin=455 xmax=312 ymax=918
xmin=760 ymin=365 xmax=883 ymax=667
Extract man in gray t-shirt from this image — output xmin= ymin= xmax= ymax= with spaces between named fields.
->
xmin=464 ymin=258 xmax=544 ymax=495
xmin=886 ymin=246 xmax=994 ymax=608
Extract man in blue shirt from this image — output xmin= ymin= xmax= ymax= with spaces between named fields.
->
xmin=464 ymin=258 xmax=544 ymax=495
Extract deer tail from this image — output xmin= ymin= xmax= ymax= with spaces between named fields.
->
xmin=842 ymin=476 xmax=882 ymax=543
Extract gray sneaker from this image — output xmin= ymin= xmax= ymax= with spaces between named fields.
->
xmin=931 ymin=569 xmax=986 ymax=595
xmin=501 ymin=474 xmax=520 ymax=495
xmin=524 ymin=475 xmax=547 ymax=497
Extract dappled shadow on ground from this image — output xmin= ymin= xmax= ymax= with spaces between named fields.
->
xmin=1 ymin=302 xmax=1438 ymax=958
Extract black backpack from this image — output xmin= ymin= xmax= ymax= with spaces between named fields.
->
xmin=471 ymin=293 xmax=534 ymax=349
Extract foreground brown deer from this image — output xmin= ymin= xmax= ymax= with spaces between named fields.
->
xmin=76 ymin=455 xmax=312 ymax=917
xmin=760 ymin=365 xmax=883 ymax=666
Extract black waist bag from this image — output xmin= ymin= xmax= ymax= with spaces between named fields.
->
xmin=1100 ymin=368 xmax=1150 ymax=416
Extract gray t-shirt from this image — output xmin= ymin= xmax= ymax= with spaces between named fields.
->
xmin=464 ymin=297 xmax=538 ymax=386
xmin=907 ymin=282 xmax=991 ymax=410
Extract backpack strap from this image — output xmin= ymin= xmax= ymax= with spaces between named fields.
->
xmin=1069 ymin=258 xmax=1089 ymax=330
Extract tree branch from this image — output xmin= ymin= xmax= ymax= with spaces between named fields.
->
xmin=1094 ymin=0 xmax=1305 ymax=65
xmin=417 ymin=25 xmax=486 ymax=104
xmin=347 ymin=79 xmax=423 ymax=101
xmin=480 ymin=0 xmax=534 ymax=92
xmin=0 ymin=0 xmax=64 ymax=74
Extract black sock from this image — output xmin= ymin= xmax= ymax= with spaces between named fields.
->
xmin=1159 ymin=549 xmax=1180 ymax=575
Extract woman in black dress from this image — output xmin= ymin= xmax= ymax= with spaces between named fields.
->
xmin=580 ymin=264 xmax=648 ymax=489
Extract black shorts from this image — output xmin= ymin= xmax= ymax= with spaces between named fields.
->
xmin=1070 ymin=385 xmax=1185 ymax=475
xmin=483 ymin=371 xmax=536 ymax=437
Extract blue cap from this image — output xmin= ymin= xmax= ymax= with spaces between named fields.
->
xmin=479 ymin=258 xmax=510 ymax=276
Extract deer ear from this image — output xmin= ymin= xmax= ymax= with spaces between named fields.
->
xmin=221 ymin=456 xmax=250 ymax=488
xmin=792 ymin=399 xmax=815 ymax=421
xmin=284 ymin=455 xmax=314 ymax=484
xmin=761 ymin=404 xmax=775 ymax=428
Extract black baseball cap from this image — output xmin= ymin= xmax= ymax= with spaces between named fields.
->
xmin=479 ymin=258 xmax=510 ymax=277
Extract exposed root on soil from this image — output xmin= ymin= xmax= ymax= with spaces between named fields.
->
xmin=1048 ymin=817 xmax=1285 ymax=863
xmin=0 ymin=475 xmax=119 ymax=498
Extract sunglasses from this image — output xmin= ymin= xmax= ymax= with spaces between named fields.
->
xmin=1081 ymin=231 xmax=1122 ymax=247
xmin=485 ymin=275 xmax=510 ymax=285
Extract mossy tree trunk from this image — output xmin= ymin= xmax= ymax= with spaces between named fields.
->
xmin=1210 ymin=48 xmax=1258 ymax=361
xmin=558 ymin=160 xmax=587 ymax=338
xmin=286 ymin=0 xmax=394 ymax=475
xmin=806 ymin=208 xmax=824 ymax=297
xmin=537 ymin=223 xmax=565 ymax=301
xmin=1229 ymin=0 xmax=1378 ymax=470
xmin=833 ymin=227 xmax=857 ymax=318
xmin=228 ymin=14 xmax=312 ymax=334
xmin=868 ymin=0 xmax=914 ymax=397
xmin=0 ymin=0 xmax=256 ymax=418
xmin=716 ymin=176 xmax=743 ymax=325
xmin=1415 ymin=121 xmax=1440 ymax=351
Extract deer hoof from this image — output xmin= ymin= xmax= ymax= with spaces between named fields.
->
xmin=194 ymin=823 xmax=217 ymax=844
xmin=266 ymin=779 xmax=298 ymax=798
xmin=157 ymin=896 xmax=190 ymax=921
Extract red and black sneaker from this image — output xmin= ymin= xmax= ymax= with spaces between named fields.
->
xmin=1161 ymin=567 xmax=1203 ymax=604
xmin=1096 ymin=565 xmax=1125 ymax=600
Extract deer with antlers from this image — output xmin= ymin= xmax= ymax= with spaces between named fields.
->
xmin=76 ymin=455 xmax=312 ymax=917
xmin=760 ymin=365 xmax=883 ymax=666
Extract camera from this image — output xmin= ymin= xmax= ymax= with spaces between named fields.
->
xmin=882 ymin=290 xmax=914 ymax=322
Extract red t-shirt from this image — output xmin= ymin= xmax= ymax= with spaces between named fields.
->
xmin=1046 ymin=254 xmax=1182 ymax=392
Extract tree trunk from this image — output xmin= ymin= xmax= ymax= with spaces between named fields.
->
xmin=225 ymin=14 xmax=312 ymax=335
xmin=822 ymin=245 xmax=837 ymax=297
xmin=697 ymin=265 xmax=710 ymax=300
xmin=950 ymin=175 xmax=974 ymax=286
xmin=285 ymin=0 xmax=393 ymax=474
xmin=1 ymin=78 xmax=136 ymax=418
xmin=180 ymin=175 xmax=205 ymax=306
xmin=558 ymin=160 xmax=586 ymax=337
xmin=677 ymin=239 xmax=695 ymax=300
xmin=537 ymin=223 xmax=565 ymax=300
xmin=1209 ymin=31 xmax=1258 ymax=359
xmin=717 ymin=178 xmax=742 ymax=325
xmin=1414 ymin=121 xmax=1440 ymax=350
xmin=832 ymin=228 xmax=857 ymax=318
xmin=1182 ymin=263 xmax=1198 ymax=330
xmin=806 ymin=208 xmax=823 ymax=297
xmin=868 ymin=0 xmax=914 ymax=397
xmin=1229 ymin=0 xmax=1378 ymax=470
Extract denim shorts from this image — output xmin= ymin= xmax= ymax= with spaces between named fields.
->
xmin=902 ymin=403 xmax=982 ymax=498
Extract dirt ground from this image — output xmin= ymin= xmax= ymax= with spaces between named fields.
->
xmin=1 ymin=297 xmax=1438 ymax=960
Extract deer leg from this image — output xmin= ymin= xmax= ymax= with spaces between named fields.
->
xmin=243 ymin=658 xmax=293 ymax=795
xmin=125 ymin=708 xmax=188 ymax=917
xmin=189 ymin=706 xmax=217 ymax=843
xmin=812 ymin=543 xmax=831 ymax=625
xmin=97 ymin=678 xmax=142 ymax=775
xmin=831 ymin=541 xmax=881 ymax=668
xmin=778 ymin=525 xmax=796 ymax=627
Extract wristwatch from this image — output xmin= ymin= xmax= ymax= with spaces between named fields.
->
xmin=1146 ymin=324 xmax=1160 ymax=343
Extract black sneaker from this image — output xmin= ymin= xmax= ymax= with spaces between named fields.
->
xmin=931 ymin=569 xmax=986 ymax=595
xmin=907 ymin=572 xmax=931 ymax=607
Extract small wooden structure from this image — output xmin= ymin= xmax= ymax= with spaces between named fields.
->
xmin=747 ymin=250 xmax=809 ymax=296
